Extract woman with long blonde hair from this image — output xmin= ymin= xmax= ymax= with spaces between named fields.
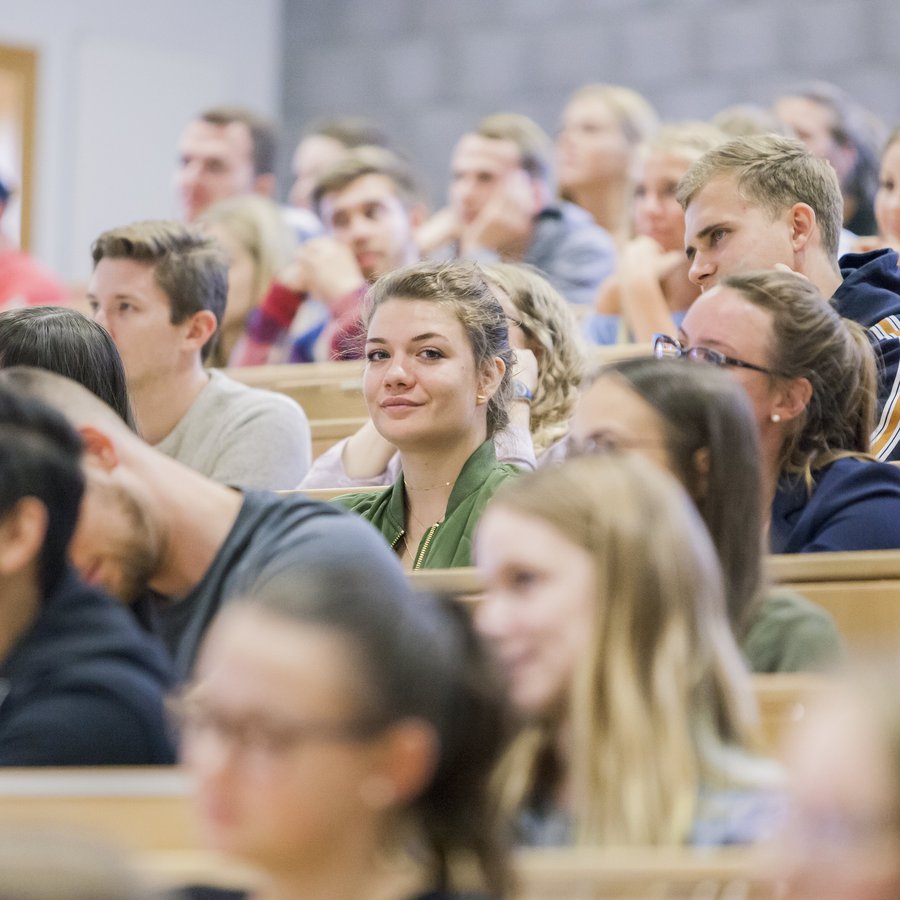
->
xmin=475 ymin=454 xmax=781 ymax=846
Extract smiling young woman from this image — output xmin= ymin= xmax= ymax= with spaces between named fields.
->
xmin=333 ymin=261 xmax=520 ymax=569
xmin=474 ymin=454 xmax=782 ymax=848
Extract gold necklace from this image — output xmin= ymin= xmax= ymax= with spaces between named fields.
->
xmin=404 ymin=478 xmax=456 ymax=492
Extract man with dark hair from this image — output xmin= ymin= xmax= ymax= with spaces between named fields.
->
xmin=0 ymin=383 xmax=175 ymax=765
xmin=233 ymin=146 xmax=425 ymax=364
xmin=417 ymin=113 xmax=616 ymax=305
xmin=0 ymin=367 xmax=410 ymax=682
xmin=89 ymin=219 xmax=311 ymax=488
xmin=678 ymin=133 xmax=900 ymax=461
xmin=176 ymin=105 xmax=278 ymax=222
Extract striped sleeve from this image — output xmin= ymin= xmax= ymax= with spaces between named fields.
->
xmin=868 ymin=316 xmax=900 ymax=461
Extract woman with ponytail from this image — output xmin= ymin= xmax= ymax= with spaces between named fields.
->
xmin=173 ymin=559 xmax=513 ymax=899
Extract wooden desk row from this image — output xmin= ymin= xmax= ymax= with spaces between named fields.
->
xmin=403 ymin=550 xmax=900 ymax=653
xmin=0 ymin=764 xmax=781 ymax=896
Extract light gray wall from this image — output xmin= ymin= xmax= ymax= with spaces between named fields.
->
xmin=281 ymin=0 xmax=900 ymax=207
xmin=0 ymin=0 xmax=283 ymax=278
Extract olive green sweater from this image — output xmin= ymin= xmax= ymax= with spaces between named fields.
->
xmin=334 ymin=440 xmax=519 ymax=568
xmin=741 ymin=587 xmax=844 ymax=673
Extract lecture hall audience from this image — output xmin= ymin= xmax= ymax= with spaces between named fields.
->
xmin=0 ymin=366 xmax=409 ymax=682
xmin=233 ymin=146 xmax=425 ymax=365
xmin=0 ymin=383 xmax=174 ymax=766
xmin=555 ymin=83 xmax=659 ymax=245
xmin=0 ymin=305 xmax=136 ymax=428
xmin=7 ymin=55 xmax=900 ymax=899
xmin=678 ymin=132 xmax=900 ymax=461
xmin=88 ymin=220 xmax=312 ymax=489
xmin=854 ymin=125 xmax=900 ymax=256
xmin=197 ymin=195 xmax=297 ymax=367
xmin=417 ymin=112 xmax=616 ymax=305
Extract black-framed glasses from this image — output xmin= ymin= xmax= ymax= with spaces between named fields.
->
xmin=652 ymin=333 xmax=788 ymax=378
xmin=166 ymin=693 xmax=384 ymax=760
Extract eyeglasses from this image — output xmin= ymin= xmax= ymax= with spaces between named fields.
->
xmin=566 ymin=431 xmax=667 ymax=459
xmin=166 ymin=693 xmax=384 ymax=760
xmin=652 ymin=333 xmax=788 ymax=378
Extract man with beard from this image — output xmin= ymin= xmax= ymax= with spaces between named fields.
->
xmin=0 ymin=367 xmax=409 ymax=681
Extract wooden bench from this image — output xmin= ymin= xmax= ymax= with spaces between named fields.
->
xmin=0 ymin=768 xmax=781 ymax=897
xmin=769 ymin=550 xmax=900 ymax=649
xmin=138 ymin=845 xmax=779 ymax=898
xmin=224 ymin=360 xmax=364 ymax=387
xmin=0 ymin=767 xmax=194 ymax=853
xmin=309 ymin=416 xmax=368 ymax=458
xmin=752 ymin=673 xmax=833 ymax=755
xmin=408 ymin=552 xmax=900 ymax=651
xmin=513 ymin=846 xmax=778 ymax=899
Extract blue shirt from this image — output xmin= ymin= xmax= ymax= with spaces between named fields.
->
xmin=771 ymin=457 xmax=900 ymax=553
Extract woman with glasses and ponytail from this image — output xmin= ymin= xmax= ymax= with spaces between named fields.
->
xmin=660 ymin=268 xmax=900 ymax=554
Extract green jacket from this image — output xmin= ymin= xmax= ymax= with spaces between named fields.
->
xmin=741 ymin=587 xmax=844 ymax=673
xmin=334 ymin=440 xmax=519 ymax=568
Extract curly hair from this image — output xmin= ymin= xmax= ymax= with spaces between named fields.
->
xmin=481 ymin=263 xmax=586 ymax=453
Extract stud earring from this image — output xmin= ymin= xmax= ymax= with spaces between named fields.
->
xmin=476 ymin=394 xmax=487 ymax=403
xmin=770 ymin=413 xmax=782 ymax=423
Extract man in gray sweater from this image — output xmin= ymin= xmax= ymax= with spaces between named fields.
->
xmin=88 ymin=220 xmax=311 ymax=490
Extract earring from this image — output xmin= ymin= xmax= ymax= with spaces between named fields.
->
xmin=476 ymin=394 xmax=487 ymax=403
xmin=770 ymin=413 xmax=782 ymax=423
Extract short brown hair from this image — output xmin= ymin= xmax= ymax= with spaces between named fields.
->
xmin=475 ymin=113 xmax=553 ymax=185
xmin=91 ymin=221 xmax=227 ymax=361
xmin=676 ymin=134 xmax=844 ymax=260
xmin=311 ymin=146 xmax=423 ymax=217
xmin=200 ymin=106 xmax=277 ymax=177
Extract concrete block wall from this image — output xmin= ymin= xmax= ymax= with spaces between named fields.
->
xmin=280 ymin=0 xmax=900 ymax=206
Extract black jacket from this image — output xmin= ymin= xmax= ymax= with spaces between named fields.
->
xmin=0 ymin=567 xmax=176 ymax=765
